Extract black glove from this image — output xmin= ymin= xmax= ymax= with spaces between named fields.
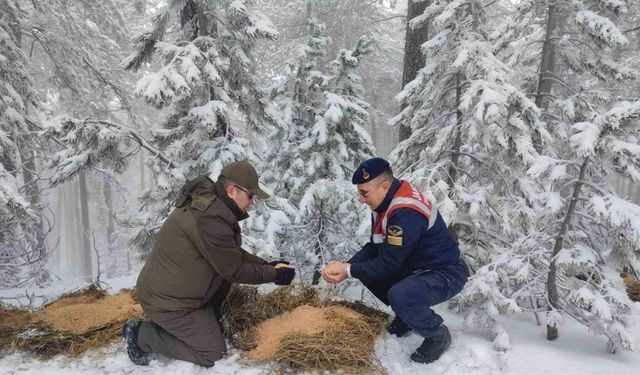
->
xmin=268 ymin=260 xmax=290 ymax=267
xmin=275 ymin=267 xmax=295 ymax=285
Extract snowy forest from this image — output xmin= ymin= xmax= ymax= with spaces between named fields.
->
xmin=1 ymin=0 xmax=640 ymax=373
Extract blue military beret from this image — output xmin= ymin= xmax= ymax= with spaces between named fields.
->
xmin=352 ymin=157 xmax=390 ymax=184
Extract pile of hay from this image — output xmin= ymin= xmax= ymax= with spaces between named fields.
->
xmin=224 ymin=285 xmax=321 ymax=350
xmin=10 ymin=284 xmax=144 ymax=358
xmin=624 ymin=275 xmax=640 ymax=302
xmin=224 ymin=285 xmax=388 ymax=374
xmin=5 ymin=283 xmax=387 ymax=372
xmin=0 ymin=302 xmax=32 ymax=352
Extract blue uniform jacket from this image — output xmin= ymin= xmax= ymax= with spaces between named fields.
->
xmin=348 ymin=179 xmax=461 ymax=281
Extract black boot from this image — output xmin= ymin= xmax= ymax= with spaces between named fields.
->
xmin=386 ymin=316 xmax=412 ymax=337
xmin=410 ymin=325 xmax=452 ymax=364
xmin=122 ymin=320 xmax=151 ymax=366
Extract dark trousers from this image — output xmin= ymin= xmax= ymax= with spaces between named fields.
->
xmin=360 ymin=262 xmax=467 ymax=338
xmin=137 ymin=281 xmax=231 ymax=367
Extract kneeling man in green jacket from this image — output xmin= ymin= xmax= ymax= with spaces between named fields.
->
xmin=123 ymin=161 xmax=295 ymax=367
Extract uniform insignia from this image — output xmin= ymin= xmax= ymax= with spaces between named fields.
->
xmin=387 ymin=225 xmax=403 ymax=237
xmin=387 ymin=225 xmax=403 ymax=246
xmin=362 ymin=169 xmax=369 ymax=180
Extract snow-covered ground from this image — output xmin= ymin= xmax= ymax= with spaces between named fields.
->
xmin=1 ymin=276 xmax=639 ymax=375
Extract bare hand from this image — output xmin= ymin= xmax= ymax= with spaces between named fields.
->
xmin=321 ymin=262 xmax=349 ymax=284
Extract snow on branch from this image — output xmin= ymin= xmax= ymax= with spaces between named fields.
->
xmin=42 ymin=116 xmax=175 ymax=186
xmin=122 ymin=11 xmax=170 ymax=71
xmin=589 ymin=193 xmax=640 ymax=244
xmin=575 ymin=10 xmax=628 ymax=48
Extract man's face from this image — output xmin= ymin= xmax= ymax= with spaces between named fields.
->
xmin=357 ymin=177 xmax=390 ymax=210
xmin=226 ymin=184 xmax=255 ymax=212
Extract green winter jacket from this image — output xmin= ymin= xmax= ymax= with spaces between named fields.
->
xmin=136 ymin=176 xmax=276 ymax=311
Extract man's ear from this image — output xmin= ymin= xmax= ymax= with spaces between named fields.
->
xmin=225 ymin=184 xmax=235 ymax=198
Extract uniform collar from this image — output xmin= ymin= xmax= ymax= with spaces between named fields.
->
xmin=215 ymin=180 xmax=250 ymax=221
xmin=375 ymin=178 xmax=402 ymax=214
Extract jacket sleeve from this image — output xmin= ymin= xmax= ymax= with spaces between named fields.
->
xmin=192 ymin=214 xmax=276 ymax=284
xmin=349 ymin=209 xmax=426 ymax=281
xmin=240 ymin=247 xmax=269 ymax=264
xmin=347 ymin=242 xmax=378 ymax=264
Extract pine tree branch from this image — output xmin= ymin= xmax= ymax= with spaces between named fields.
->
xmin=84 ymin=120 xmax=177 ymax=169
xmin=542 ymin=73 xmax=596 ymax=112
xmin=562 ymin=37 xmax=599 ymax=56
xmin=369 ymin=15 xmax=406 ymax=25
xmin=123 ymin=11 xmax=169 ymax=71
xmin=528 ymin=92 xmax=558 ymax=101
xmin=579 ymin=180 xmax=608 ymax=195
xmin=623 ymin=25 xmax=640 ymax=34
xmin=482 ymin=0 xmax=500 ymax=8
xmin=81 ymin=57 xmax=135 ymax=121
xmin=29 ymin=26 xmax=81 ymax=97
xmin=540 ymin=111 xmax=561 ymax=121
xmin=442 ymin=150 xmax=516 ymax=200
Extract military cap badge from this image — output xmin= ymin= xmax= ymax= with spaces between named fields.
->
xmin=351 ymin=157 xmax=391 ymax=184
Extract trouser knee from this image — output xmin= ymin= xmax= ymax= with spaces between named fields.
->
xmin=387 ymin=282 xmax=409 ymax=314
xmin=195 ymin=349 xmax=224 ymax=368
xmin=361 ymin=276 xmax=404 ymax=305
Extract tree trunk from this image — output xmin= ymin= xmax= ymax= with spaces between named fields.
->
xmin=448 ymin=72 xmax=464 ymax=194
xmin=8 ymin=8 xmax=48 ymax=278
xmin=311 ymin=205 xmax=325 ymax=285
xmin=533 ymin=3 xmax=559 ymax=150
xmin=102 ymin=176 xmax=115 ymax=278
xmin=197 ymin=0 xmax=209 ymax=36
xmin=2 ymin=130 xmax=17 ymax=177
xmin=140 ymin=153 xmax=146 ymax=194
xmin=103 ymin=176 xmax=115 ymax=248
xmin=546 ymin=157 xmax=589 ymax=340
xmin=180 ymin=0 xmax=198 ymax=40
xmin=399 ymin=0 xmax=431 ymax=142
xmin=78 ymin=171 xmax=93 ymax=282
xmin=18 ymin=141 xmax=47 ymax=259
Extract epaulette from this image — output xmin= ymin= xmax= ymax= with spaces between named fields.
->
xmin=191 ymin=193 xmax=217 ymax=211
xmin=176 ymin=175 xmax=212 ymax=208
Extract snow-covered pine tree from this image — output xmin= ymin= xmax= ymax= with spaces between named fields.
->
xmin=304 ymin=36 xmax=377 ymax=187
xmin=494 ymin=0 xmax=639 ymax=351
xmin=250 ymin=17 xmax=331 ymax=262
xmin=123 ymin=0 xmax=286 ymax=257
xmin=28 ymin=0 xmax=150 ymax=279
xmin=543 ymin=100 xmax=640 ymax=352
xmin=389 ymin=0 xmax=548 ymax=350
xmin=35 ymin=2 xmax=148 ymax=183
xmin=283 ymin=36 xmax=376 ymax=284
xmin=264 ymin=17 xmax=330 ymax=201
xmin=0 ymin=0 xmax=48 ymax=287
xmin=292 ymin=179 xmax=370 ymax=285
xmin=255 ymin=0 xmax=404 ymax=154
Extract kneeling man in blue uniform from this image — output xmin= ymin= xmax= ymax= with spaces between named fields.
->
xmin=322 ymin=157 xmax=468 ymax=364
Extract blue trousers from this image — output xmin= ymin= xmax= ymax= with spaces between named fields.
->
xmin=360 ymin=262 xmax=467 ymax=338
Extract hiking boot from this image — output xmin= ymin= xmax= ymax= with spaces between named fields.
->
xmin=386 ymin=316 xmax=412 ymax=337
xmin=410 ymin=325 xmax=452 ymax=364
xmin=123 ymin=320 xmax=151 ymax=366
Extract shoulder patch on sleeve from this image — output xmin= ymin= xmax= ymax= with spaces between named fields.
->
xmin=387 ymin=225 xmax=403 ymax=246
xmin=191 ymin=194 xmax=216 ymax=211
